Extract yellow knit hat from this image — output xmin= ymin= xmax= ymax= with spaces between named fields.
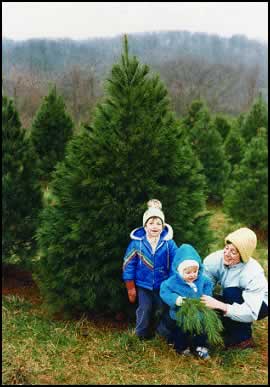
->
xmin=225 ymin=227 xmax=257 ymax=263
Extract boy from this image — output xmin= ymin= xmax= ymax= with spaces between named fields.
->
xmin=122 ymin=199 xmax=177 ymax=340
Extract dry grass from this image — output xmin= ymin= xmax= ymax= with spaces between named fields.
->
xmin=2 ymin=295 xmax=268 ymax=385
xmin=2 ymin=207 xmax=268 ymax=385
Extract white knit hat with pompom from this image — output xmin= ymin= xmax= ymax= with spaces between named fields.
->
xmin=143 ymin=199 xmax=165 ymax=226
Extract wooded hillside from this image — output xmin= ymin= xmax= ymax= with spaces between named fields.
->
xmin=2 ymin=30 xmax=268 ymax=126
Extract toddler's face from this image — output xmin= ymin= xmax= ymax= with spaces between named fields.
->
xmin=145 ymin=217 xmax=163 ymax=238
xmin=182 ymin=266 xmax=199 ymax=282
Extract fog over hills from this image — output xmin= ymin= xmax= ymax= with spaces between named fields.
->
xmin=2 ymin=30 xmax=268 ymax=122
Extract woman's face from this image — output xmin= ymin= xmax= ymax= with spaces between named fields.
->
xmin=145 ymin=217 xmax=163 ymax=238
xmin=223 ymin=243 xmax=241 ymax=266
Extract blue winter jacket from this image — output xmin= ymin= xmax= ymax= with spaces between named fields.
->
xmin=160 ymin=243 xmax=213 ymax=320
xmin=122 ymin=224 xmax=178 ymax=290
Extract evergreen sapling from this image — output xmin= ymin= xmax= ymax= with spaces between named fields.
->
xmin=2 ymin=95 xmax=42 ymax=267
xmin=182 ymin=100 xmax=230 ymax=202
xmin=224 ymin=127 xmax=268 ymax=233
xmin=31 ymin=85 xmax=74 ymax=183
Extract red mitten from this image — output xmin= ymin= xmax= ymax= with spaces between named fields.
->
xmin=125 ymin=280 xmax=136 ymax=303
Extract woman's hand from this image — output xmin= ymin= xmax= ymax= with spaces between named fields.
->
xmin=201 ymin=295 xmax=228 ymax=313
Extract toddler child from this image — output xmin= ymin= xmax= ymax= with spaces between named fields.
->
xmin=160 ymin=243 xmax=213 ymax=359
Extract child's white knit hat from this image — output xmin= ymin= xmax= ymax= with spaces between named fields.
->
xmin=225 ymin=227 xmax=257 ymax=263
xmin=143 ymin=199 xmax=165 ymax=226
xmin=143 ymin=208 xmax=165 ymax=226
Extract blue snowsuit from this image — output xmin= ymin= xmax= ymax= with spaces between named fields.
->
xmin=160 ymin=243 xmax=213 ymax=351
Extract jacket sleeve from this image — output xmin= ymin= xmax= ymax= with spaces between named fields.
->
xmin=225 ymin=272 xmax=268 ymax=323
xmin=122 ymin=240 xmax=138 ymax=282
xmin=168 ymin=240 xmax=178 ymax=274
xmin=203 ymin=250 xmax=223 ymax=286
xmin=202 ymin=277 xmax=214 ymax=296
xmin=160 ymin=278 xmax=179 ymax=307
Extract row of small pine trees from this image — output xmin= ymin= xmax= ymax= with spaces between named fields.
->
xmin=2 ymin=36 xmax=268 ymax=315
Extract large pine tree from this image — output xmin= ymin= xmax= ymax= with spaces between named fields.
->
xmin=31 ymin=85 xmax=74 ymax=182
xmin=224 ymin=127 xmax=268 ymax=233
xmin=35 ymin=37 xmax=212 ymax=315
xmin=2 ymin=96 xmax=42 ymax=266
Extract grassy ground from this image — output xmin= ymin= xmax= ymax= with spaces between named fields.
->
xmin=2 ymin=207 xmax=268 ymax=385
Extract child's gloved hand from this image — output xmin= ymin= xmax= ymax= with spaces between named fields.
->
xmin=125 ymin=280 xmax=136 ymax=303
xmin=175 ymin=296 xmax=186 ymax=306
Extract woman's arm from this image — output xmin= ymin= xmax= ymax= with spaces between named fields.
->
xmin=201 ymin=295 xmax=228 ymax=314
xmin=201 ymin=272 xmax=268 ymax=322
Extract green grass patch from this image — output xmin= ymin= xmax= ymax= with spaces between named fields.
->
xmin=2 ymin=207 xmax=268 ymax=385
xmin=2 ymin=294 xmax=268 ymax=385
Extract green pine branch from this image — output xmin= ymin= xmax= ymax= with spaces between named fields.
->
xmin=175 ymin=298 xmax=224 ymax=346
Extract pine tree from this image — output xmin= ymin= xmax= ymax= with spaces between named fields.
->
xmin=31 ymin=85 xmax=74 ymax=182
xmin=224 ymin=119 xmax=245 ymax=170
xmin=213 ymin=114 xmax=232 ymax=141
xmin=241 ymin=94 xmax=268 ymax=143
xmin=2 ymin=96 xmax=42 ymax=267
xmin=224 ymin=127 xmax=268 ymax=233
xmin=35 ymin=36 xmax=213 ymax=316
xmin=182 ymin=100 xmax=230 ymax=202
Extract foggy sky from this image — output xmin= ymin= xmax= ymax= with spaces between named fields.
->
xmin=2 ymin=2 xmax=268 ymax=42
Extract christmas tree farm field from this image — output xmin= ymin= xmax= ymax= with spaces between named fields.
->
xmin=2 ymin=294 xmax=268 ymax=385
xmin=2 ymin=207 xmax=268 ymax=385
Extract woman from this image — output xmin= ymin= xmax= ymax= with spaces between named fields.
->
xmin=201 ymin=227 xmax=268 ymax=349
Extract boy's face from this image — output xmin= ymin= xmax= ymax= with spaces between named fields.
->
xmin=182 ymin=266 xmax=199 ymax=282
xmin=145 ymin=217 xmax=163 ymax=238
